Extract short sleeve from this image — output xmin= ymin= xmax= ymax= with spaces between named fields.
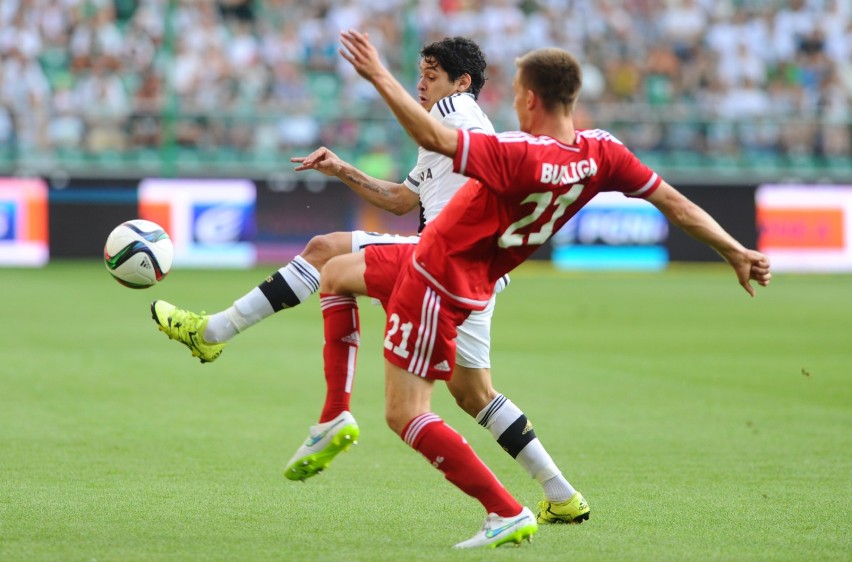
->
xmin=604 ymin=142 xmax=662 ymax=198
xmin=454 ymin=129 xmax=519 ymax=195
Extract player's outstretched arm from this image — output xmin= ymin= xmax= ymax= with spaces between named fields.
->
xmin=339 ymin=29 xmax=458 ymax=158
xmin=647 ymin=181 xmax=771 ymax=297
xmin=291 ymin=146 xmax=419 ymax=215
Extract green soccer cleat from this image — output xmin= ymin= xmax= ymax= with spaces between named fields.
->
xmin=453 ymin=507 xmax=538 ymax=549
xmin=536 ymin=491 xmax=591 ymax=524
xmin=150 ymin=300 xmax=225 ymax=364
xmin=284 ymin=411 xmax=360 ymax=482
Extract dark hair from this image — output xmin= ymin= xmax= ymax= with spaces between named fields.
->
xmin=420 ymin=37 xmax=487 ymax=99
xmin=516 ymin=48 xmax=582 ymax=113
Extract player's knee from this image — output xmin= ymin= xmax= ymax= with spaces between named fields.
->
xmin=452 ymin=391 xmax=490 ymax=418
xmin=448 ymin=368 xmax=497 ymax=417
xmin=451 ymin=393 xmax=480 ymax=417
xmin=319 ymin=256 xmax=351 ymax=294
xmin=318 ymin=250 xmax=367 ymax=296
xmin=384 ymin=409 xmax=409 ymax=436
xmin=302 ymin=232 xmax=350 ymax=268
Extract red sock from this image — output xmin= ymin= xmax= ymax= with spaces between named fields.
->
xmin=402 ymin=413 xmax=521 ymax=516
xmin=318 ymin=294 xmax=360 ymax=423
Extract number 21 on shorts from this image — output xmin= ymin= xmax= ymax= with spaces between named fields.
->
xmin=384 ymin=313 xmax=413 ymax=359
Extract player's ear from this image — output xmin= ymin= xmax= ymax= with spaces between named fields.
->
xmin=457 ymin=73 xmax=472 ymax=93
xmin=525 ymin=88 xmax=537 ymax=110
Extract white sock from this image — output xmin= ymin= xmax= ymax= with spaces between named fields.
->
xmin=477 ymin=394 xmax=576 ymax=502
xmin=205 ymin=288 xmax=274 ymax=343
xmin=278 ymin=256 xmax=321 ymax=306
xmin=541 ymin=474 xmax=576 ymax=503
xmin=203 ymin=256 xmax=321 ymax=343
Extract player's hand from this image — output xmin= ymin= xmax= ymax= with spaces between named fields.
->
xmin=730 ymin=249 xmax=771 ymax=297
xmin=291 ymin=147 xmax=343 ymax=176
xmin=339 ymin=29 xmax=384 ymax=81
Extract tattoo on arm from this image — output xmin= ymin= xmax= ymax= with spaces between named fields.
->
xmin=345 ymin=173 xmax=392 ymax=198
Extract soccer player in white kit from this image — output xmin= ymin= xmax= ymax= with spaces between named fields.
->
xmin=151 ymin=37 xmax=587 ymax=525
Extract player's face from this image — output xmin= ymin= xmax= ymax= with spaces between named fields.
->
xmin=417 ymin=58 xmax=466 ymax=111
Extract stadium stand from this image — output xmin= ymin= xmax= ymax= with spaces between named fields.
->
xmin=0 ymin=0 xmax=849 ymax=182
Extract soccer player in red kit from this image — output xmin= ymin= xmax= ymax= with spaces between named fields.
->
xmin=318 ymin=30 xmax=772 ymax=549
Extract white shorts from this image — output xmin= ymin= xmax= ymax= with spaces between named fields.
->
xmin=351 ymin=230 xmax=420 ymax=251
xmin=352 ymin=230 xmax=505 ymax=370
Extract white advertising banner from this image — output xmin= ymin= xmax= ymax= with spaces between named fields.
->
xmin=139 ymin=179 xmax=256 ymax=268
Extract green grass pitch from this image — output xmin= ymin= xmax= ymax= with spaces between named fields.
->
xmin=1 ymin=261 xmax=849 ymax=561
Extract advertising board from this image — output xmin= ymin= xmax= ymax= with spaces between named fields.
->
xmin=550 ymin=192 xmax=669 ymax=270
xmin=0 ymin=178 xmax=49 ymax=266
xmin=139 ymin=179 xmax=256 ymax=268
xmin=756 ymin=184 xmax=852 ymax=272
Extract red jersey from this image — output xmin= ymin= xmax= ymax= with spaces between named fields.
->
xmin=411 ymin=128 xmax=662 ymax=310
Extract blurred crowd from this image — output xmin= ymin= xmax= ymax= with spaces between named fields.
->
xmin=0 ymin=0 xmax=850 ymax=172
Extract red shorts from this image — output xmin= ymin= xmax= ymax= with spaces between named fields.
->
xmin=365 ymin=245 xmax=470 ymax=380
xmin=363 ymin=244 xmax=413 ymax=304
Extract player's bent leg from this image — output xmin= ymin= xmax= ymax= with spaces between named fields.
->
xmin=150 ymin=234 xmax=355 ymax=361
xmin=301 ymin=231 xmax=354 ymax=270
xmin=283 ymin=410 xmax=360 ymax=482
xmin=251 ymin=231 xmax=354 ymax=312
xmin=453 ymin=308 xmax=589 ymax=524
xmin=199 ymin=232 xmax=356 ymax=345
xmin=446 ymin=365 xmax=497 ymax=417
xmin=319 ymin=252 xmax=369 ymax=296
xmin=150 ymin=300 xmax=225 ymax=363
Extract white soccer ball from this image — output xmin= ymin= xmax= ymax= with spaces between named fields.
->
xmin=104 ymin=219 xmax=173 ymax=289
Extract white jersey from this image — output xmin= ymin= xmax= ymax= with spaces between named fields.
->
xmin=403 ymin=93 xmax=495 ymax=229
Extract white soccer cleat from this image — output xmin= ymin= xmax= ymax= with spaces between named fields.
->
xmin=283 ymin=411 xmax=360 ymax=481
xmin=453 ymin=506 xmax=538 ymax=549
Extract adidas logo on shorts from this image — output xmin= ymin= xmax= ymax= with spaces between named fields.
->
xmin=433 ymin=360 xmax=451 ymax=372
